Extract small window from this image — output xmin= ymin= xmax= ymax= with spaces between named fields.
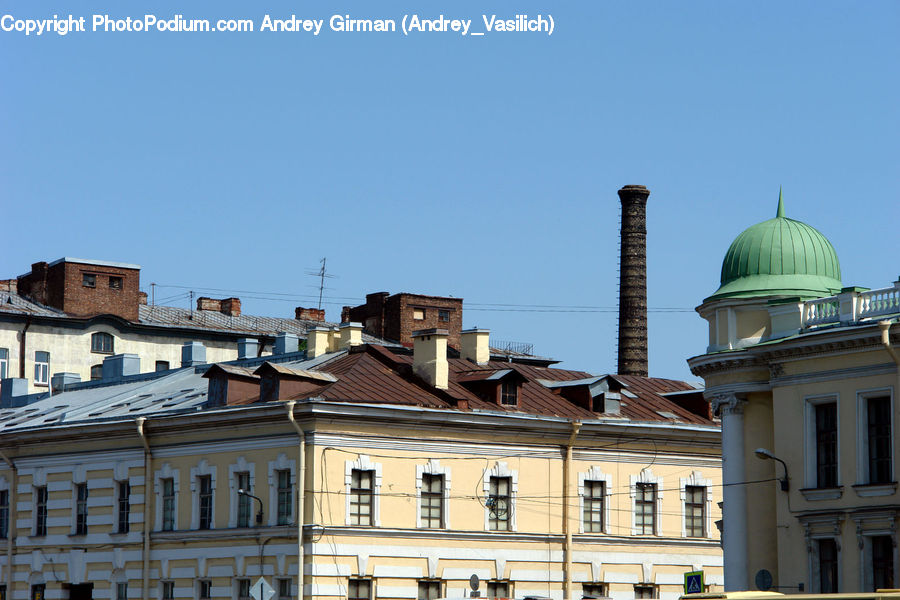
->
xmin=349 ymin=469 xmax=373 ymax=526
xmin=488 ymin=476 xmax=511 ymax=531
xmin=634 ymin=585 xmax=657 ymax=599
xmin=277 ymin=469 xmax=292 ymax=526
xmin=635 ymin=482 xmax=656 ymax=535
xmin=91 ymin=332 xmax=114 ymax=354
xmin=413 ymin=308 xmax=425 ymax=320
xmin=34 ymin=351 xmax=49 ymax=386
xmin=487 ymin=581 xmax=509 ymax=598
xmin=438 ymin=309 xmax=450 ymax=322
xmin=237 ymin=580 xmax=251 ymax=600
xmin=582 ymin=583 xmax=608 ymax=598
xmin=237 ymin=472 xmax=251 ymax=527
xmin=0 ymin=348 xmax=8 ymax=379
xmin=818 ymin=538 xmax=839 ymax=592
xmin=0 ymin=489 xmax=8 ymax=539
xmin=162 ymin=581 xmax=174 ymax=600
xmin=277 ymin=579 xmax=292 ymax=600
xmin=82 ymin=273 xmax=96 ymax=288
xmin=199 ymin=580 xmax=212 ymax=600
xmin=348 ymin=579 xmax=371 ymax=600
xmin=75 ymin=482 xmax=89 ymax=535
xmin=116 ymin=583 xmax=128 ymax=600
xmin=155 ymin=360 xmax=170 ymax=372
xmin=500 ymin=380 xmax=517 ymax=406
xmin=161 ymin=478 xmax=175 ymax=531
xmin=199 ymin=475 xmax=213 ymax=529
xmin=420 ymin=473 xmax=444 ymax=528
xmin=684 ymin=486 xmax=706 ymax=537
xmin=117 ymin=481 xmax=130 ymax=534
xmin=31 ymin=584 xmax=45 ymax=600
xmin=583 ymin=480 xmax=605 ymax=533
xmin=91 ymin=364 xmax=103 ymax=381
xmin=109 ymin=276 xmax=123 ymax=290
xmin=418 ymin=580 xmax=441 ymax=600
xmin=34 ymin=486 xmax=48 ymax=536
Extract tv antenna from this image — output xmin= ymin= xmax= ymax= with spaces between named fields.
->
xmin=305 ymin=258 xmax=337 ymax=310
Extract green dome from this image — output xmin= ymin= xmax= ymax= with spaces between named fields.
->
xmin=707 ymin=191 xmax=842 ymax=301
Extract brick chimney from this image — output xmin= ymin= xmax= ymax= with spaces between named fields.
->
xmin=617 ymin=185 xmax=650 ymax=377
xmin=197 ymin=297 xmax=241 ymax=316
xmin=295 ymin=306 xmax=326 ymax=321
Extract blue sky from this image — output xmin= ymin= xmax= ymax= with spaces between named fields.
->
xmin=1 ymin=1 xmax=897 ymax=382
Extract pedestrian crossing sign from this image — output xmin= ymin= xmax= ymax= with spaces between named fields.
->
xmin=684 ymin=571 xmax=704 ymax=594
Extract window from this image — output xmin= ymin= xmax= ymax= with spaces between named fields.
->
xmin=1 ymin=585 xmax=6 ymax=600
xmin=82 ymin=273 xmax=96 ymax=288
xmin=488 ymin=476 xmax=511 ymax=531
xmin=685 ymin=486 xmax=706 ymax=537
xmin=487 ymin=581 xmax=509 ymax=598
xmin=236 ymin=471 xmax=251 ymax=527
xmin=117 ymin=481 xmax=130 ymax=533
xmin=31 ymin=584 xmax=45 ymax=600
xmin=438 ymin=309 xmax=450 ymax=322
xmin=500 ymin=380 xmax=517 ymax=406
xmin=277 ymin=579 xmax=291 ymax=600
xmin=817 ymin=538 xmax=838 ymax=593
xmin=420 ymin=473 xmax=444 ymax=528
xmin=413 ymin=308 xmax=425 ymax=320
xmin=349 ymin=469 xmax=373 ymax=526
xmin=418 ymin=581 xmax=441 ymax=600
xmin=635 ymin=483 xmax=656 ymax=535
xmin=162 ymin=581 xmax=174 ymax=600
xmin=237 ymin=579 xmax=251 ymax=600
xmin=868 ymin=396 xmax=892 ymax=484
xmin=583 ymin=480 xmax=605 ymax=533
xmin=91 ymin=332 xmax=114 ymax=354
xmin=0 ymin=490 xmax=8 ymax=539
xmin=582 ymin=583 xmax=608 ymax=598
xmin=162 ymin=477 xmax=175 ymax=531
xmin=109 ymin=276 xmax=123 ymax=289
xmin=634 ymin=585 xmax=657 ymax=599
xmin=816 ymin=402 xmax=838 ymax=488
xmin=199 ymin=580 xmax=212 ymax=599
xmin=34 ymin=486 xmax=48 ymax=536
xmin=116 ymin=582 xmax=128 ymax=600
xmin=34 ymin=351 xmax=49 ymax=386
xmin=75 ymin=482 xmax=88 ymax=535
xmin=873 ymin=535 xmax=895 ymax=590
xmin=155 ymin=361 xmax=170 ymax=372
xmin=0 ymin=348 xmax=8 ymax=379
xmin=348 ymin=579 xmax=371 ymax=600
xmin=90 ymin=364 xmax=103 ymax=381
xmin=199 ymin=475 xmax=213 ymax=529
xmin=276 ymin=469 xmax=292 ymax=526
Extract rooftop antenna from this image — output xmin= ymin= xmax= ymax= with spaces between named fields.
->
xmin=189 ymin=290 xmax=194 ymax=320
xmin=305 ymin=258 xmax=337 ymax=311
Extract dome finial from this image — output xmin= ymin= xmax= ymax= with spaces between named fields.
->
xmin=776 ymin=187 xmax=785 ymax=218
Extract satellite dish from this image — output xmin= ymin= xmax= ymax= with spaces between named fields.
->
xmin=755 ymin=569 xmax=773 ymax=591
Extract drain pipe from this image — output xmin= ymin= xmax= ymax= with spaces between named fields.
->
xmin=0 ymin=449 xmax=16 ymax=593
xmin=286 ymin=401 xmax=306 ymax=600
xmin=136 ymin=417 xmax=152 ymax=600
xmin=562 ymin=421 xmax=581 ymax=600
xmin=879 ymin=320 xmax=900 ymax=391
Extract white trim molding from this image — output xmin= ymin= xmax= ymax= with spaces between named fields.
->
xmin=630 ymin=468 xmax=663 ymax=536
xmin=483 ymin=461 xmax=518 ymax=532
xmin=679 ymin=470 xmax=713 ymax=538
xmin=228 ymin=456 xmax=256 ymax=528
xmin=345 ymin=455 xmax=382 ymax=527
xmin=190 ymin=458 xmax=217 ymax=530
xmin=153 ymin=462 xmax=180 ymax=531
xmin=267 ymin=452 xmax=296 ymax=527
xmin=578 ymin=466 xmax=611 ymax=534
xmin=416 ymin=458 xmax=451 ymax=529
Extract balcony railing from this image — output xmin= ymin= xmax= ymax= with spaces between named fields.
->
xmin=801 ymin=283 xmax=900 ymax=329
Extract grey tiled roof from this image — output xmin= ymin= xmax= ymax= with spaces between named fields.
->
xmin=0 ymin=291 xmax=65 ymax=317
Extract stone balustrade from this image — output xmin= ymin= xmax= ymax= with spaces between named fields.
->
xmin=801 ymin=280 xmax=900 ymax=329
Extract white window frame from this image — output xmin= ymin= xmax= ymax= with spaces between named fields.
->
xmin=31 ymin=467 xmax=47 ymax=536
xmin=416 ymin=459 xmax=451 ymax=529
xmin=482 ymin=461 xmax=517 ymax=532
xmin=190 ymin=459 xmax=217 ymax=530
xmin=228 ymin=456 xmax=256 ymax=528
xmin=578 ymin=466 xmax=611 ymax=534
xmin=630 ymin=468 xmax=662 ymax=536
xmin=0 ymin=475 xmax=11 ymax=540
xmin=680 ymin=470 xmax=713 ymax=538
xmin=154 ymin=463 xmax=180 ymax=531
xmin=804 ymin=394 xmax=840 ymax=489
xmin=268 ymin=452 xmax=296 ymax=527
xmin=0 ymin=347 xmax=8 ymax=379
xmin=344 ymin=455 xmax=382 ymax=527
xmin=856 ymin=387 xmax=894 ymax=486
xmin=34 ymin=351 xmax=49 ymax=386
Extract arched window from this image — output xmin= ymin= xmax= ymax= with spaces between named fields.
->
xmin=91 ymin=332 xmax=114 ymax=354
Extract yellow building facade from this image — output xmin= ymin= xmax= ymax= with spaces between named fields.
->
xmin=1 ymin=331 xmax=722 ymax=600
xmin=689 ymin=194 xmax=900 ymax=592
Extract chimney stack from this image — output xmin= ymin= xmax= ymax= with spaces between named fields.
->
xmin=412 ymin=328 xmax=449 ymax=389
xmin=617 ymin=185 xmax=650 ymax=377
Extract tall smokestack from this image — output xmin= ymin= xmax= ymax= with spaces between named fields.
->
xmin=617 ymin=184 xmax=650 ymax=377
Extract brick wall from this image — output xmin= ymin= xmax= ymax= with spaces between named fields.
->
xmin=344 ymin=292 xmax=463 ymax=348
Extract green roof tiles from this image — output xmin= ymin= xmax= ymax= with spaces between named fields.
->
xmin=707 ymin=192 xmax=842 ymax=301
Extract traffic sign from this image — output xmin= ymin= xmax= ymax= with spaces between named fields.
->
xmin=684 ymin=571 xmax=704 ymax=595
xmin=250 ymin=577 xmax=276 ymax=600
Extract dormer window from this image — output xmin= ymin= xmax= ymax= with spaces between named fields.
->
xmin=592 ymin=393 xmax=605 ymax=412
xmin=501 ymin=380 xmax=518 ymax=406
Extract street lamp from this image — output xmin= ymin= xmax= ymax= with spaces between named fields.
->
xmin=238 ymin=488 xmax=264 ymax=525
xmin=754 ymin=448 xmax=790 ymax=492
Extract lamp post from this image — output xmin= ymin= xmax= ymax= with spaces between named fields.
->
xmin=238 ymin=488 xmax=265 ymax=525
xmin=754 ymin=448 xmax=790 ymax=491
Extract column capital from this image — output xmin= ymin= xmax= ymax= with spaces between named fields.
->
xmin=711 ymin=392 xmax=746 ymax=415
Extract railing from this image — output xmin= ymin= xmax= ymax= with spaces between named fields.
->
xmin=803 ymin=297 xmax=840 ymax=327
xmin=857 ymin=285 xmax=900 ymax=319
